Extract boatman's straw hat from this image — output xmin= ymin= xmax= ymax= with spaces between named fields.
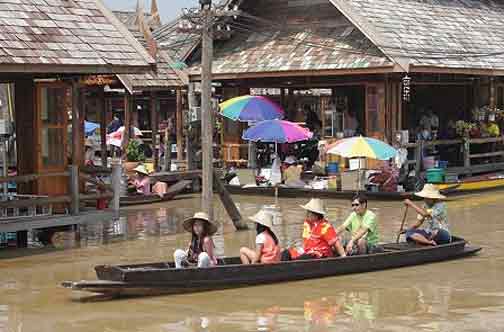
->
xmin=300 ymin=198 xmax=327 ymax=215
xmin=414 ymin=183 xmax=446 ymax=200
xmin=183 ymin=212 xmax=218 ymax=235
xmin=133 ymin=164 xmax=150 ymax=176
xmin=249 ymin=210 xmax=274 ymax=229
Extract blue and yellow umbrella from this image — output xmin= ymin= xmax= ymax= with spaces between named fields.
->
xmin=327 ymin=136 xmax=397 ymax=160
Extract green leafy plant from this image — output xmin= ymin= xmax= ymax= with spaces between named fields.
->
xmin=126 ymin=140 xmax=146 ymax=162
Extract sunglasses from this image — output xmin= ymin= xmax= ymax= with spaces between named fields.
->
xmin=351 ymin=203 xmax=360 ymax=207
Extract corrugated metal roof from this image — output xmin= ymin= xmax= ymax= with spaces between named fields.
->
xmin=0 ymin=0 xmax=154 ymax=73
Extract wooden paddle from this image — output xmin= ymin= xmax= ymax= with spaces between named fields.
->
xmin=396 ymin=206 xmax=409 ymax=243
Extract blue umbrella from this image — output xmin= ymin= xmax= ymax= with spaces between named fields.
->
xmin=85 ymin=121 xmax=100 ymax=136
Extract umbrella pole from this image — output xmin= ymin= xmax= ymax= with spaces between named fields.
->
xmin=274 ymin=185 xmax=279 ymax=206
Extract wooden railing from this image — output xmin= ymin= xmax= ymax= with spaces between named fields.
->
xmin=0 ymin=164 xmax=121 ymax=218
xmin=404 ymin=136 xmax=504 ymax=176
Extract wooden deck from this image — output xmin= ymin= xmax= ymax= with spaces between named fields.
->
xmin=0 ymin=209 xmax=115 ymax=233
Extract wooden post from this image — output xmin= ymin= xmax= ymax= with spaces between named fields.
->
xmin=99 ymin=87 xmax=108 ymax=167
xmin=151 ymin=92 xmax=159 ymax=171
xmin=71 ymin=81 xmax=82 ymax=215
xmin=176 ymin=89 xmax=184 ymax=161
xmin=201 ymin=7 xmax=214 ymax=220
xmin=123 ymin=94 xmax=131 ymax=153
xmin=213 ymin=170 xmax=248 ymax=230
xmin=464 ymin=138 xmax=471 ymax=174
xmin=415 ymin=140 xmax=423 ymax=175
xmin=69 ymin=164 xmax=79 ymax=215
xmin=16 ymin=231 xmax=28 ymax=248
xmin=111 ymin=162 xmax=121 ymax=212
xmin=163 ymin=127 xmax=172 ymax=172
xmin=187 ymin=83 xmax=196 ymax=170
xmin=71 ymin=80 xmax=82 ymax=166
xmin=490 ymin=77 xmax=496 ymax=110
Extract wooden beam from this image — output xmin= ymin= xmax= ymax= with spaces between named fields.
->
xmin=213 ymin=170 xmax=248 ymax=231
xmin=176 ymin=89 xmax=184 ymax=161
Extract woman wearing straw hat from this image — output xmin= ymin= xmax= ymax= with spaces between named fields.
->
xmin=240 ymin=210 xmax=281 ymax=264
xmin=131 ymin=164 xmax=151 ymax=195
xmin=174 ymin=212 xmax=218 ymax=268
xmin=403 ymin=184 xmax=451 ymax=246
xmin=283 ymin=198 xmax=346 ymax=260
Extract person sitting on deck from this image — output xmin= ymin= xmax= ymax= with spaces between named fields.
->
xmin=282 ymin=198 xmax=346 ymax=260
xmin=174 ymin=212 xmax=218 ymax=268
xmin=240 ymin=210 xmax=281 ymax=264
xmin=283 ymin=156 xmax=304 ymax=187
xmin=132 ymin=164 xmax=151 ymax=195
xmin=336 ymin=194 xmax=381 ymax=255
xmin=403 ymin=184 xmax=452 ymax=246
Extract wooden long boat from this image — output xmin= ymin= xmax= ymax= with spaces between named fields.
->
xmin=437 ymin=175 xmax=504 ymax=195
xmin=119 ymin=180 xmax=191 ymax=207
xmin=224 ymin=185 xmax=414 ymax=201
xmin=62 ymin=237 xmax=480 ymax=297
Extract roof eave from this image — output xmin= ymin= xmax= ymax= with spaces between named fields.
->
xmin=188 ymin=66 xmax=397 ymax=81
xmin=410 ymin=65 xmax=504 ymax=76
xmin=0 ymin=64 xmax=153 ymax=75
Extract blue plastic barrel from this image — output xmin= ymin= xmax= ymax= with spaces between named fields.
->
xmin=327 ymin=162 xmax=339 ymax=174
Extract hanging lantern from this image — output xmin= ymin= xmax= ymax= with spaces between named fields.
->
xmin=402 ymin=75 xmax=411 ymax=102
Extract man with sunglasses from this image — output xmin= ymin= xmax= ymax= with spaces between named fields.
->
xmin=336 ymin=194 xmax=381 ymax=255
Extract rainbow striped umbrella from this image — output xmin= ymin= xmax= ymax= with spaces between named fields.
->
xmin=242 ymin=120 xmax=313 ymax=144
xmin=327 ymin=136 xmax=397 ymax=160
xmin=219 ymin=95 xmax=284 ymax=122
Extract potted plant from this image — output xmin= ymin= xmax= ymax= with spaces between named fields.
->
xmin=124 ymin=140 xmax=146 ymax=174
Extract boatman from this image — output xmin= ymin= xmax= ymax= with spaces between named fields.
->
xmin=282 ymin=198 xmax=346 ymax=260
xmin=336 ymin=194 xmax=381 ymax=255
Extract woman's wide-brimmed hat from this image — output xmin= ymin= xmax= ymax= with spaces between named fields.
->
xmin=133 ymin=164 xmax=150 ymax=175
xmin=183 ymin=212 xmax=218 ymax=235
xmin=249 ymin=210 xmax=274 ymax=229
xmin=300 ymin=198 xmax=327 ymax=215
xmin=415 ymin=183 xmax=446 ymax=200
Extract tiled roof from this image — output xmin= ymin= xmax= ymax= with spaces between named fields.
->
xmin=113 ymin=10 xmax=161 ymax=31
xmin=0 ymin=0 xmax=154 ymax=73
xmin=192 ymin=0 xmax=392 ymax=76
xmin=153 ymin=17 xmax=200 ymax=62
xmin=330 ymin=0 xmax=504 ymax=71
xmin=119 ymin=49 xmax=188 ymax=91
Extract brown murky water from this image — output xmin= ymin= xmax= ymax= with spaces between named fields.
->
xmin=0 ymin=192 xmax=503 ymax=332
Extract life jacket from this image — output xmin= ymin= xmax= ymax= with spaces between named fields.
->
xmin=260 ymin=232 xmax=281 ymax=264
